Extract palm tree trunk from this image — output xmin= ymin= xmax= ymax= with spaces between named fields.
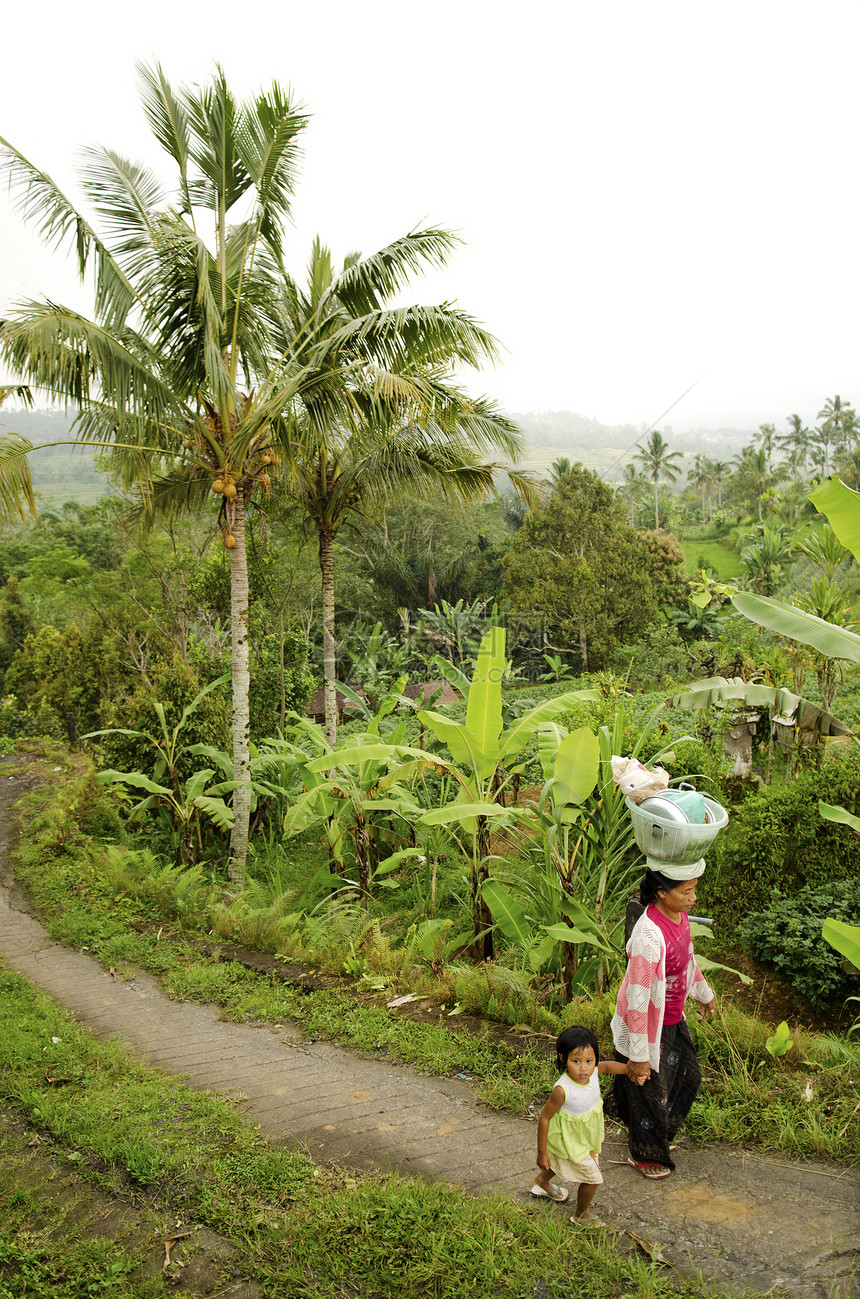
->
xmin=319 ymin=526 xmax=338 ymax=746
xmin=278 ymin=610 xmax=286 ymax=731
xmin=654 ymin=481 xmax=659 ymax=530
xmin=228 ymin=490 xmax=252 ymax=885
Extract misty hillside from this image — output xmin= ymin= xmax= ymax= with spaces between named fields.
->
xmin=509 ymin=410 xmax=755 ymax=480
xmin=0 ymin=406 xmax=758 ymax=506
xmin=0 ymin=409 xmax=110 ymax=506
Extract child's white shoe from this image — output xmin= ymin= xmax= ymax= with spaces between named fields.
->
xmin=530 ymin=1182 xmax=569 ymax=1202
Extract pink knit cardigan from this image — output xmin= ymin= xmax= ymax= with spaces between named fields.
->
xmin=611 ymin=910 xmax=714 ymax=1070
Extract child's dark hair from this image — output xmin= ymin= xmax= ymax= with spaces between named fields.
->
xmin=556 ymin=1025 xmax=600 ymax=1072
xmin=639 ymin=867 xmax=678 ymax=905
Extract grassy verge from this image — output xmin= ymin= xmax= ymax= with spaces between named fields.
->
xmin=677 ymin=536 xmax=743 ymax=579
xmin=0 ymin=966 xmax=715 ymax=1299
xmin=7 ymin=752 xmax=860 ymax=1166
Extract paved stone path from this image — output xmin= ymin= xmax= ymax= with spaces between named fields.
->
xmin=0 ymin=776 xmax=857 ymax=1296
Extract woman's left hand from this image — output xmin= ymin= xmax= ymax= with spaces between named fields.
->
xmin=696 ymin=998 xmax=716 ymax=1020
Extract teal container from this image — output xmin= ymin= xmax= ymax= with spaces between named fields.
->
xmin=642 ymin=788 xmax=708 ymax=824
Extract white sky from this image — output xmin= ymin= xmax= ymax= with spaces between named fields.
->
xmin=1 ymin=0 xmax=858 ymax=434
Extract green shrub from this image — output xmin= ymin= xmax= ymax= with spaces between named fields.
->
xmin=738 ymin=878 xmax=860 ymax=1009
xmin=700 ymin=747 xmax=860 ymax=932
xmin=0 ymin=693 xmax=63 ymax=740
xmin=67 ymin=772 xmax=126 ymax=839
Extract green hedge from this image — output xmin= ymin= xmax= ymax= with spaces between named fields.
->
xmin=738 ymin=878 xmax=860 ymax=1008
xmin=699 ymin=746 xmax=860 ymax=933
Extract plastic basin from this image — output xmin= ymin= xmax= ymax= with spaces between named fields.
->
xmin=625 ymin=794 xmax=729 ymax=866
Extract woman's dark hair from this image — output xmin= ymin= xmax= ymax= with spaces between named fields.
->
xmin=555 ymin=1025 xmax=600 ymax=1072
xmin=639 ymin=868 xmax=679 ymax=906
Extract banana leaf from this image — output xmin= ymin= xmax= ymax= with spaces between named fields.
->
xmin=731 ymin=593 xmax=860 ymax=665
xmin=497 ymin=689 xmax=600 ymax=763
xmin=416 ymin=709 xmax=481 ymax=770
xmin=551 ymin=726 xmax=600 ymax=807
xmin=420 ymin=800 xmax=518 ymax=825
xmin=373 ymin=848 xmax=426 ymax=877
xmin=430 ymin=654 xmax=472 ymax=701
xmin=96 ymin=769 xmax=171 ymax=797
xmin=193 ymin=795 xmax=235 ymax=830
xmin=822 ymin=918 xmax=860 ymax=972
xmin=304 ymin=743 xmax=437 ymax=773
xmin=819 ymin=801 xmax=860 ymax=833
xmin=536 ymin=722 xmax=567 ymax=783
xmin=696 ymin=953 xmax=752 ymax=984
xmin=542 ymin=922 xmax=614 ymax=955
xmin=464 ymin=628 xmax=504 ymax=778
xmin=184 ymin=769 xmax=216 ymax=801
xmin=481 ymin=879 xmax=531 ymax=947
xmin=809 ymin=477 xmax=860 ymax=562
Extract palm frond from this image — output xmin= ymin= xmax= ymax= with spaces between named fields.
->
xmin=236 ymin=82 xmax=307 ymax=261
xmin=334 ymin=227 xmax=463 ymax=315
xmin=0 ymin=303 xmax=178 ymax=418
xmin=0 ymin=385 xmax=33 ymax=409
xmin=123 ymin=464 xmax=215 ymax=527
xmin=136 ymin=61 xmax=193 ymax=215
xmin=0 ymin=136 xmax=140 ymax=329
xmin=0 ymin=433 xmax=36 ymax=522
xmin=184 ymin=65 xmax=250 ymax=221
xmin=78 ymin=146 xmax=163 ymax=255
xmin=331 ymin=304 xmax=504 ymax=373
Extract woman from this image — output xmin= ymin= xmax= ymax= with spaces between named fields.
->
xmin=604 ymin=860 xmax=715 ymax=1179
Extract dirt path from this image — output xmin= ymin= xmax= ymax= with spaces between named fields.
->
xmin=0 ymin=776 xmax=857 ymax=1297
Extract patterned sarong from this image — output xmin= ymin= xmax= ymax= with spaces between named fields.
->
xmin=603 ymin=1019 xmax=701 ymax=1171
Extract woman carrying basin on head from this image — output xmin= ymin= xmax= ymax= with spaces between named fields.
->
xmin=604 ymin=860 xmax=715 ymax=1180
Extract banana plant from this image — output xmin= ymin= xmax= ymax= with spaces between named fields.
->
xmin=821 ymin=914 xmax=860 ymax=1037
xmin=731 ymin=478 xmax=860 ymax=989
xmin=280 ymin=684 xmax=443 ymax=910
xmin=94 ymin=765 xmax=235 ymax=868
xmin=416 ymin=627 xmax=599 ymax=958
xmin=821 ymin=916 xmax=860 ymax=971
xmin=731 ymin=477 xmax=860 ymax=665
xmin=483 ymin=700 xmax=690 ymax=997
xmin=84 ymin=676 xmax=234 ymax=866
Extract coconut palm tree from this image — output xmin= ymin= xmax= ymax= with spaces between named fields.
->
xmin=272 ymin=237 xmax=533 ymax=743
xmin=779 ymin=414 xmax=810 ymax=481
xmin=633 ymin=430 xmax=685 ymax=529
xmin=732 ymin=446 xmax=787 ymax=521
xmin=688 ymin=454 xmax=711 ymax=520
xmin=752 ymin=422 xmax=778 ymax=469
xmin=0 ymin=63 xmax=310 ymax=881
xmin=618 ymin=463 xmax=647 ymax=527
xmin=833 ymin=444 xmax=860 ymax=491
xmin=815 ymin=395 xmax=858 ymax=476
xmin=709 ymin=459 xmax=730 ymax=512
xmin=547 ymin=456 xmax=581 ymax=490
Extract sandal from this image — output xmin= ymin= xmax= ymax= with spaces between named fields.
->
xmin=572 ymin=1211 xmax=604 ymax=1227
xmin=627 ymin=1157 xmax=670 ymax=1180
xmin=530 ymin=1182 xmax=569 ymax=1202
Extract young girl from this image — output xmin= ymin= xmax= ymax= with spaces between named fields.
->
xmin=532 ymin=1025 xmax=630 ymax=1225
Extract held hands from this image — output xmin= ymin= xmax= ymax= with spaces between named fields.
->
xmin=626 ymin=1059 xmax=650 ymax=1087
